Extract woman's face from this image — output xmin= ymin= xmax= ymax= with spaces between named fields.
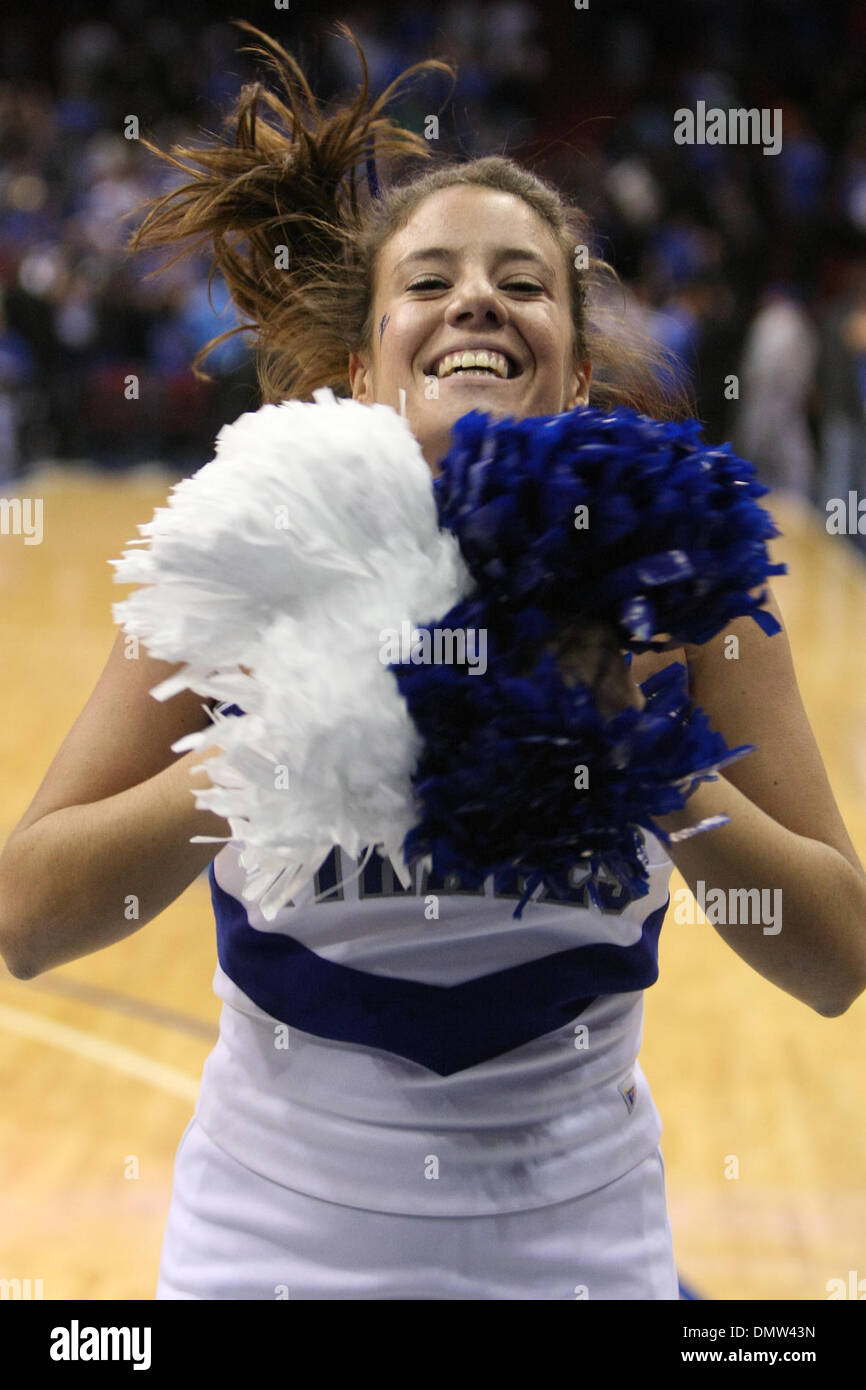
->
xmin=348 ymin=185 xmax=592 ymax=471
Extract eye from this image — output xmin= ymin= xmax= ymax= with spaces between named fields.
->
xmin=406 ymin=276 xmax=544 ymax=293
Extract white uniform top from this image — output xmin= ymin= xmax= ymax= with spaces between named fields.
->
xmin=193 ymin=832 xmax=673 ymax=1216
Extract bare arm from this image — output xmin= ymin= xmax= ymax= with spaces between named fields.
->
xmin=655 ymin=585 xmax=866 ymax=1017
xmin=0 ymin=630 xmax=230 ymax=979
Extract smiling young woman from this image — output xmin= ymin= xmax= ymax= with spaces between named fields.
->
xmin=5 ymin=20 xmax=864 ymax=1304
xmin=347 ymin=184 xmax=593 ymax=471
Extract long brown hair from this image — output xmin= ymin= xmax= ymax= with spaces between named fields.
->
xmin=127 ymin=21 xmax=696 ymax=421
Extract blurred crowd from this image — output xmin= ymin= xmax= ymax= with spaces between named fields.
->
xmin=0 ymin=0 xmax=864 ymax=534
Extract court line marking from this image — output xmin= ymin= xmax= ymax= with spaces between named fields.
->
xmin=0 ymin=1002 xmax=200 ymax=1102
xmin=15 ymin=973 xmax=218 ymax=1041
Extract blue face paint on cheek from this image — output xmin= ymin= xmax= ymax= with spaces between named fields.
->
xmin=378 ymin=312 xmax=390 ymax=345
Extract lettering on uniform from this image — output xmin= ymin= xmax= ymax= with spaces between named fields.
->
xmin=312 ymin=847 xmax=636 ymax=915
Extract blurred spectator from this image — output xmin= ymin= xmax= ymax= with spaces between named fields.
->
xmin=0 ymin=284 xmax=36 ymax=481
xmin=733 ymin=286 xmax=819 ymax=498
xmin=816 ymin=268 xmax=866 ymax=515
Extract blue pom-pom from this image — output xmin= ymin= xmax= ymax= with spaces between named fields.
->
xmin=433 ymin=404 xmax=787 ymax=652
xmin=391 ymin=607 xmax=751 ymax=918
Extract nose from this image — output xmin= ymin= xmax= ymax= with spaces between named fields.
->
xmin=444 ymin=270 xmax=508 ymax=328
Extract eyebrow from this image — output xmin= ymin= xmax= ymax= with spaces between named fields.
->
xmin=393 ymin=247 xmax=555 ymax=276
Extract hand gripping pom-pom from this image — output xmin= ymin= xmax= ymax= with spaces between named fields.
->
xmin=391 ymin=603 xmax=752 ymax=917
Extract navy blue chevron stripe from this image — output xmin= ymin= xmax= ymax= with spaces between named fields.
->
xmin=209 ymin=865 xmax=667 ymax=1075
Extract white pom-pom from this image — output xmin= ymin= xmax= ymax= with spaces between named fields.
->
xmin=111 ymin=391 xmax=455 ymax=670
xmin=111 ymin=392 xmax=471 ymax=918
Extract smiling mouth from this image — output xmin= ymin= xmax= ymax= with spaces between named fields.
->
xmin=426 ymin=349 xmax=522 ymax=381
xmin=439 ymin=368 xmax=514 ymax=381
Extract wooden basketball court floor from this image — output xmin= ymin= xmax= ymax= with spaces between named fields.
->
xmin=1 ymin=464 xmax=865 ymax=1302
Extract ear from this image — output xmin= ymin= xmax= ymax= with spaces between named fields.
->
xmin=564 ymin=358 xmax=592 ymax=410
xmin=349 ymin=351 xmax=373 ymax=402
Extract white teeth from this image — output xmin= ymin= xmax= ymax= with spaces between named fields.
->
xmin=435 ymin=350 xmax=510 ymax=379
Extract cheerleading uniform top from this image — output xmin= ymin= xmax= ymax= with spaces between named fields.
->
xmin=192 ymin=827 xmax=673 ymax=1217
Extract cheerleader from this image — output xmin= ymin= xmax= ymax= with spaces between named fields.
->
xmin=1 ymin=23 xmax=865 ymax=1301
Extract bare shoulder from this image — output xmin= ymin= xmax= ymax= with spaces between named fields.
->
xmin=6 ymin=630 xmax=217 ymax=840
